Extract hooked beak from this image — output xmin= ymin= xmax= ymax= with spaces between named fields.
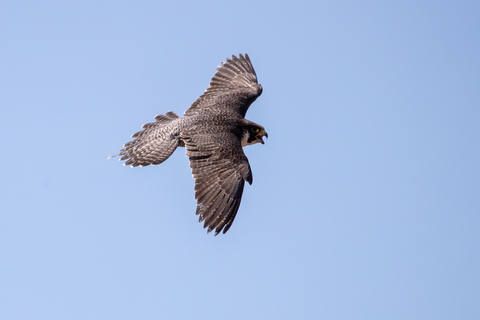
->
xmin=257 ymin=131 xmax=268 ymax=144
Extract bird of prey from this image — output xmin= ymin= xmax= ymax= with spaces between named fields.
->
xmin=110 ymin=54 xmax=267 ymax=235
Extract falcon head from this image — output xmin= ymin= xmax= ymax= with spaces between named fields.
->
xmin=241 ymin=123 xmax=268 ymax=147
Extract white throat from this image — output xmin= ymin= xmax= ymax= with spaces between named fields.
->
xmin=241 ymin=131 xmax=257 ymax=147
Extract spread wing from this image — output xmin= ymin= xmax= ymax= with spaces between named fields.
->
xmin=182 ymin=131 xmax=253 ymax=235
xmin=184 ymin=53 xmax=263 ymax=118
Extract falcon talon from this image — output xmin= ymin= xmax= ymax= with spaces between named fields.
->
xmin=109 ymin=54 xmax=266 ymax=235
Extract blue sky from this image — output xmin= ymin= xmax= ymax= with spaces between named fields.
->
xmin=1 ymin=1 xmax=479 ymax=319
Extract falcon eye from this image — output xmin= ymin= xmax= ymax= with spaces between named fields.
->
xmin=251 ymin=127 xmax=260 ymax=133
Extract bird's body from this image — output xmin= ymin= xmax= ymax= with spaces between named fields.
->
xmin=110 ymin=54 xmax=267 ymax=235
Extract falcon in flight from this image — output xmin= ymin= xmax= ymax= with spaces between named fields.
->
xmin=110 ymin=54 xmax=267 ymax=235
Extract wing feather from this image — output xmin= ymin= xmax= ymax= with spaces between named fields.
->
xmin=183 ymin=132 xmax=252 ymax=235
xmin=184 ymin=54 xmax=263 ymax=118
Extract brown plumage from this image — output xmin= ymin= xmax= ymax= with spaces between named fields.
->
xmin=109 ymin=54 xmax=267 ymax=235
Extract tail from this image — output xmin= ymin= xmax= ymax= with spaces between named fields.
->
xmin=108 ymin=111 xmax=182 ymax=167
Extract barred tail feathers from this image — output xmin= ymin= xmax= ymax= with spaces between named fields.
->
xmin=112 ymin=111 xmax=183 ymax=167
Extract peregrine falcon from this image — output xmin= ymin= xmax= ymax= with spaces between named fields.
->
xmin=110 ymin=54 xmax=267 ymax=235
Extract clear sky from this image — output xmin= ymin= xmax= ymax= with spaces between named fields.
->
xmin=1 ymin=1 xmax=479 ymax=319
